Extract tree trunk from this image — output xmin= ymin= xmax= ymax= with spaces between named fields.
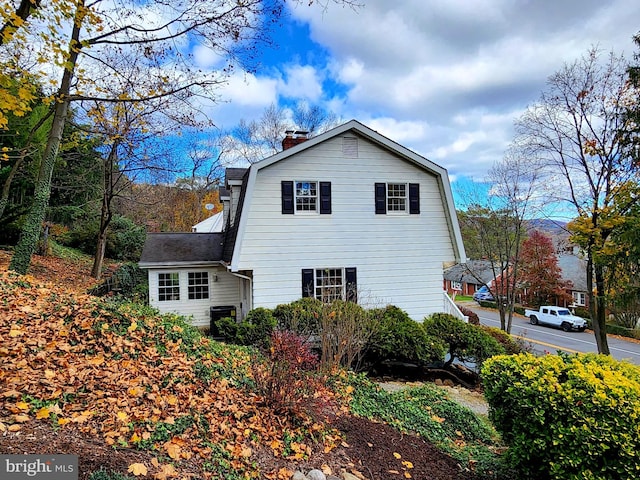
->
xmin=586 ymin=250 xmax=610 ymax=354
xmin=593 ymin=263 xmax=610 ymax=355
xmin=9 ymin=100 xmax=69 ymax=273
xmin=91 ymin=231 xmax=107 ymax=279
xmin=91 ymin=141 xmax=118 ymax=279
xmin=8 ymin=2 xmax=83 ymax=274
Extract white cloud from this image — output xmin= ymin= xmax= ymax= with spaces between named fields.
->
xmin=223 ymin=72 xmax=279 ymax=107
xmin=282 ymin=0 xmax=639 ymax=181
xmin=192 ymin=45 xmax=224 ymax=69
xmin=277 ymin=64 xmax=324 ymax=100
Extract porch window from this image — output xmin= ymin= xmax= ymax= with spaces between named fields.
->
xmin=188 ymin=272 xmax=209 ymax=300
xmin=158 ymin=272 xmax=180 ymax=301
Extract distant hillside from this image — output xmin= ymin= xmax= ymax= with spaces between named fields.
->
xmin=526 ymin=219 xmax=568 ymax=235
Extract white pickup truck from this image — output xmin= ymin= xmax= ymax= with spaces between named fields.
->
xmin=524 ymin=306 xmax=587 ymax=332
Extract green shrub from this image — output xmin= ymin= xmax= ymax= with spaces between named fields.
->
xmin=606 ymin=323 xmax=640 ymax=339
xmin=482 ymin=352 xmax=640 ymax=480
xmin=366 ymin=305 xmax=444 ymax=366
xmin=480 ymin=325 xmax=529 ymax=355
xmin=423 ymin=313 xmax=505 ymax=369
xmin=573 ymin=306 xmax=590 ymax=319
xmin=88 ymin=262 xmax=147 ymax=300
xmin=105 ymin=215 xmax=146 ymax=261
xmin=272 ymin=297 xmax=322 ymax=336
xmin=216 ymin=307 xmax=276 ymax=347
xmin=214 ymin=316 xmax=239 ymax=340
xmin=65 ymin=214 xmax=145 ymax=260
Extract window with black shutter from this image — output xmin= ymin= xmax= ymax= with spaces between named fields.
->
xmin=282 ymin=181 xmax=294 ymax=214
xmin=345 ymin=267 xmax=357 ymax=303
xmin=375 ymin=182 xmax=420 ymax=215
xmin=283 ymin=180 xmax=331 ymax=214
xmin=301 ymin=269 xmax=314 ymax=297
xmin=301 ymin=267 xmax=357 ymax=303
xmin=409 ymin=183 xmax=420 ymax=214
xmin=375 ymin=183 xmax=386 ymax=214
xmin=319 ymin=181 xmax=331 ymax=214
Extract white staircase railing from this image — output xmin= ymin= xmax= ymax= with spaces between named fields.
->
xmin=443 ymin=291 xmax=469 ymax=322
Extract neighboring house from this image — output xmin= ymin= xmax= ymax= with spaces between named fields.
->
xmin=558 ymin=254 xmax=589 ymax=308
xmin=139 ymin=120 xmax=467 ymax=327
xmin=192 ymin=212 xmax=224 ymax=233
xmin=443 ymin=260 xmax=496 ymax=297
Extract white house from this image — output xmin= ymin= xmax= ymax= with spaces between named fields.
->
xmin=139 ymin=120 xmax=466 ymax=327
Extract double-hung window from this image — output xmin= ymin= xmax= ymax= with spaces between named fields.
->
xmin=282 ymin=181 xmax=331 ymax=214
xmin=375 ymin=182 xmax=420 ymax=214
xmin=158 ymin=272 xmax=180 ymax=301
xmin=572 ymin=291 xmax=586 ymax=306
xmin=302 ymin=267 xmax=357 ymax=303
xmin=296 ymin=181 xmax=317 ymax=212
xmin=188 ymin=272 xmax=209 ymax=300
xmin=386 ymin=183 xmax=407 ymax=212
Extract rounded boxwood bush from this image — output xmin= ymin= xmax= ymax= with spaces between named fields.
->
xmin=366 ymin=305 xmax=445 ymax=366
xmin=216 ymin=307 xmax=276 ymax=347
xmin=272 ymin=297 xmax=322 ymax=336
xmin=482 ymin=352 xmax=640 ymax=480
xmin=422 ymin=313 xmax=505 ymax=368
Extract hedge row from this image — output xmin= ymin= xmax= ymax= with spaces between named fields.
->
xmin=482 ymin=352 xmax=640 ymax=480
xmin=214 ymin=300 xmax=525 ymax=371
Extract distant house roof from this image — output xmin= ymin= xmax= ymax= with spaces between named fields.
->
xmin=444 ymin=260 xmax=497 ymax=285
xmin=558 ymin=254 xmax=588 ymax=291
xmin=139 ymin=233 xmax=225 ymax=267
xmin=192 ymin=212 xmax=224 ymax=233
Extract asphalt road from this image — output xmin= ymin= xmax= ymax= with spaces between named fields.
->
xmin=463 ymin=303 xmax=640 ymax=365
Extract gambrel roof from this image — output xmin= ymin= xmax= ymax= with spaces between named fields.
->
xmin=226 ymin=119 xmax=466 ymax=270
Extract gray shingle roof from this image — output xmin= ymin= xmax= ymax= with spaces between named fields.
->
xmin=139 ymin=233 xmax=225 ymax=265
xmin=558 ymin=254 xmax=588 ymax=291
xmin=444 ymin=260 xmax=497 ymax=285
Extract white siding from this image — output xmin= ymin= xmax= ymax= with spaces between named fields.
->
xmin=147 ymin=268 xmax=241 ymax=327
xmin=235 ymin=135 xmax=456 ymax=320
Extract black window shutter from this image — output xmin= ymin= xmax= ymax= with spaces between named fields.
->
xmin=301 ymin=269 xmax=314 ymax=298
xmin=375 ymin=183 xmax=386 ymax=214
xmin=282 ymin=181 xmax=294 ymax=214
xmin=409 ymin=183 xmax=420 ymax=214
xmin=319 ymin=181 xmax=331 ymax=214
xmin=345 ymin=267 xmax=357 ymax=303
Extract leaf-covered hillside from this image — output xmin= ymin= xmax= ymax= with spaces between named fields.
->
xmin=0 ymin=269 xmax=343 ymax=479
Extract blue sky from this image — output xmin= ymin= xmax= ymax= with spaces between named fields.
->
xmin=190 ymin=0 xmax=640 ymax=216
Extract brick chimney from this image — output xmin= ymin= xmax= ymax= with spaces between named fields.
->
xmin=282 ymin=130 xmax=309 ymax=150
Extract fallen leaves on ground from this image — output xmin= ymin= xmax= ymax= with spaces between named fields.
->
xmin=0 ymin=269 xmax=341 ymax=479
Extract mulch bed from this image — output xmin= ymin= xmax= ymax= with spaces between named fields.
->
xmin=1 ymin=415 xmax=479 ymax=480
